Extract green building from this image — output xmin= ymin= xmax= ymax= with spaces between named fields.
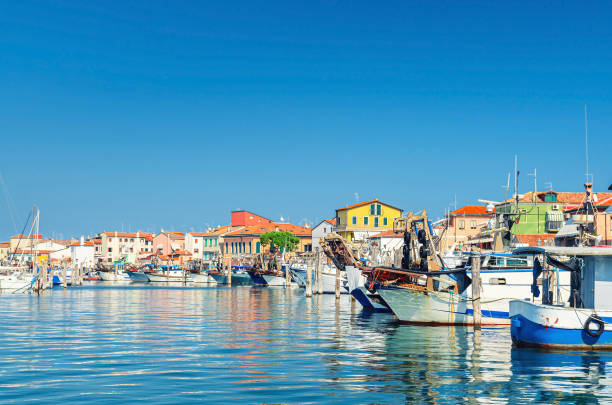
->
xmin=496 ymin=190 xmax=565 ymax=239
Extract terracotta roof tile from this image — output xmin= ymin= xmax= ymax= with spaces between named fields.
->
xmin=224 ymin=222 xmax=311 ymax=237
xmin=449 ymin=205 xmax=494 ymax=216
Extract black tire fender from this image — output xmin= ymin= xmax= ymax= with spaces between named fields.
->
xmin=584 ymin=315 xmax=605 ymax=338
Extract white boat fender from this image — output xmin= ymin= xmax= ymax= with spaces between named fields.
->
xmin=584 ymin=315 xmax=605 ymax=338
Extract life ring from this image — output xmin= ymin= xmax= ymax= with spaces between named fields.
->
xmin=584 ymin=315 xmax=605 ymax=338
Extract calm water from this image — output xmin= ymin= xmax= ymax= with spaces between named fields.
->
xmin=1 ymin=284 xmax=612 ymax=404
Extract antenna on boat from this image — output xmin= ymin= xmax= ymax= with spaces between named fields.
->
xmin=585 ymin=104 xmax=592 ymax=184
xmin=514 ymin=155 xmax=520 ymax=207
xmin=502 ymin=173 xmax=510 ymax=201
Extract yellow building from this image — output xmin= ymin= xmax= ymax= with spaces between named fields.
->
xmin=335 ymin=198 xmax=403 ymax=242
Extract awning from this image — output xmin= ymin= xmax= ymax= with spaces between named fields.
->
xmin=555 ymin=223 xmax=579 ymax=239
xmin=545 ymin=210 xmax=564 ymax=222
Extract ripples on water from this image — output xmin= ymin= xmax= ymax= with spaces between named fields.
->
xmin=1 ymin=284 xmax=611 ymax=404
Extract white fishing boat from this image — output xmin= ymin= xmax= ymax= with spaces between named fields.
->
xmin=0 ymin=271 xmax=36 ymax=293
xmin=510 ymin=246 xmax=612 ymax=349
xmin=147 ymin=269 xmax=191 ymax=282
xmin=98 ymin=269 xmax=131 ymax=281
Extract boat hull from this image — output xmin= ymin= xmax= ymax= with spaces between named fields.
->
xmin=510 ymin=300 xmax=612 ymax=349
xmin=291 ymin=267 xmax=349 ymax=294
xmin=191 ymin=273 xmax=217 ymax=284
xmin=245 ymin=270 xmax=267 ymax=285
xmin=99 ymin=270 xmax=131 ymax=281
xmin=0 ymin=274 xmax=35 ymax=292
xmin=262 ymin=274 xmax=287 ymax=286
xmin=126 ymin=270 xmax=150 ymax=282
xmin=209 ymin=272 xmax=253 ymax=285
xmin=351 ymin=287 xmax=392 ymax=312
xmin=146 ymin=271 xmax=191 ymax=282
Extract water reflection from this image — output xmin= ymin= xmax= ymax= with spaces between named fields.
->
xmin=0 ymin=285 xmax=611 ymax=403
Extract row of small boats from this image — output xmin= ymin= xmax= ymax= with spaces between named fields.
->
xmin=95 ymin=264 xmax=349 ymax=291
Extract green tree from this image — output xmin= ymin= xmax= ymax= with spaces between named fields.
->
xmin=260 ymin=231 xmax=300 ymax=254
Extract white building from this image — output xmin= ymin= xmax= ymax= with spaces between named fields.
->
xmin=99 ymin=231 xmax=155 ymax=263
xmin=70 ymin=238 xmax=95 ymax=268
xmin=185 ymin=232 xmax=207 ymax=260
xmin=312 ymin=219 xmax=336 ymax=251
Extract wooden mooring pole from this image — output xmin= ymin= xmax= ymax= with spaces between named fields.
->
xmin=315 ymin=249 xmax=323 ymax=295
xmin=227 ymin=261 xmax=232 ymax=285
xmin=285 ymin=256 xmax=291 ymax=288
xmin=62 ymin=266 xmax=67 ymax=289
xmin=305 ymin=256 xmax=313 ymax=297
xmin=472 ymin=253 xmax=482 ymax=330
xmin=335 ymin=264 xmax=340 ymax=300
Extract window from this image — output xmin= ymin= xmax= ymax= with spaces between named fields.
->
xmin=231 ymin=243 xmax=234 ymax=254
xmin=374 ymin=217 xmax=379 ymax=227
xmin=364 ymin=216 xmax=369 ymax=226
xmin=458 ymin=220 xmax=465 ymax=230
xmin=377 ymin=204 xmax=381 ymax=216
xmin=544 ymin=193 xmax=557 ymax=202
xmin=109 ymin=238 xmax=112 ymax=242
xmin=130 ymin=238 xmax=134 ymax=242
xmin=225 ymin=243 xmax=228 ymax=253
xmin=130 ymin=248 xmax=133 ymax=253
xmin=249 ymin=243 xmax=252 ymax=254
xmin=370 ymin=204 xmax=375 ymax=215
xmin=383 ymin=217 xmax=388 ymax=226
xmin=337 ymin=216 xmax=341 ymax=225
xmin=470 ymin=220 xmax=477 ymax=229
xmin=215 ymin=239 xmax=218 ymax=246
xmin=352 ymin=216 xmax=357 ymax=225
xmin=108 ymin=248 xmax=112 ymax=252
xmin=256 ymin=242 xmax=261 ymax=253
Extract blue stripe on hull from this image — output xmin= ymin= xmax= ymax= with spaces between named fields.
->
xmin=351 ymin=288 xmax=374 ymax=308
xmin=465 ymin=308 xmax=508 ymax=319
xmin=511 ymin=315 xmax=612 ymax=349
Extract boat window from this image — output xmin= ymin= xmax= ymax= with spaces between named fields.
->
xmin=507 ymin=259 xmax=527 ymax=266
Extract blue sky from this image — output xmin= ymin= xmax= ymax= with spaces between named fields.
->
xmin=1 ymin=1 xmax=611 ymax=239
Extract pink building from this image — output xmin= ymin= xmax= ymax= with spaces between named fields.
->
xmin=153 ymin=231 xmax=185 ymax=256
